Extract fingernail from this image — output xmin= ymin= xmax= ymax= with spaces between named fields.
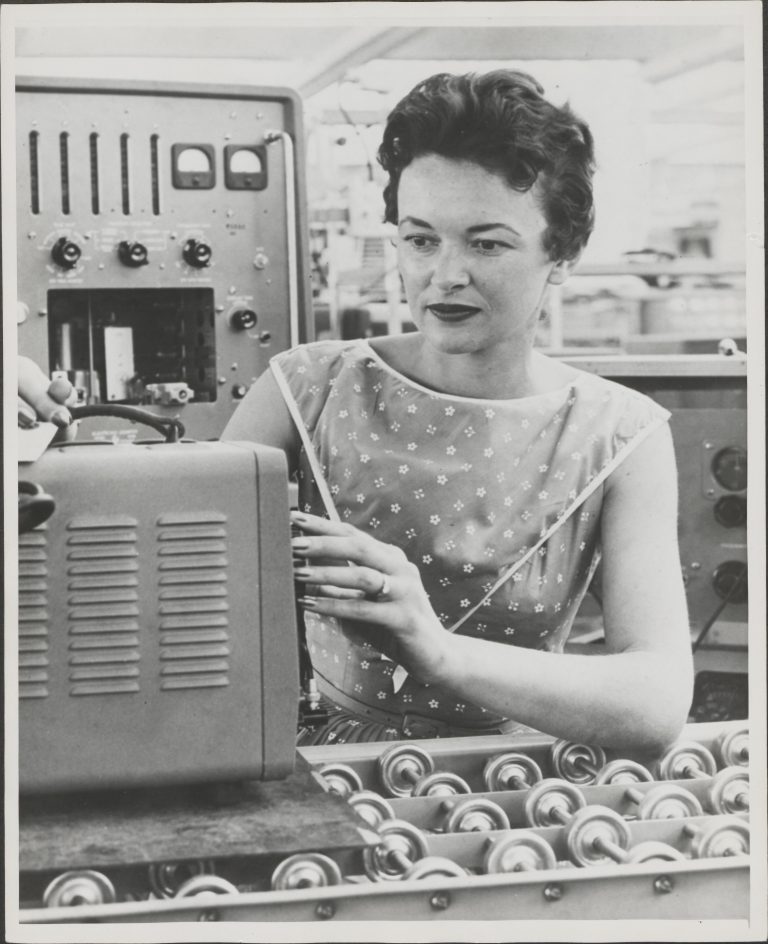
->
xmin=290 ymin=510 xmax=309 ymax=523
xmin=18 ymin=409 xmax=38 ymax=429
xmin=291 ymin=537 xmax=310 ymax=551
xmin=297 ymin=596 xmax=318 ymax=610
xmin=49 ymin=408 xmax=72 ymax=428
xmin=293 ymin=567 xmax=312 ymax=579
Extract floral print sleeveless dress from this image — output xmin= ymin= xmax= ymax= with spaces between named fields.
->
xmin=270 ymin=339 xmax=669 ymax=743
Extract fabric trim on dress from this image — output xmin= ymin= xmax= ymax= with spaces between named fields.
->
xmin=271 ymin=359 xmax=341 ymax=523
xmin=446 ymin=410 xmax=669 ymax=634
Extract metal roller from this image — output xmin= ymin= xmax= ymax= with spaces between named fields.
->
xmin=412 ymin=771 xmax=472 ymax=798
xmin=174 ymin=875 xmax=240 ymax=897
xmin=623 ymin=841 xmax=685 ymax=864
xmin=483 ymin=752 xmax=543 ymax=792
xmin=624 ymin=783 xmax=704 ymax=820
xmin=271 ymin=853 xmax=343 ymax=890
xmin=483 ymin=832 xmax=557 ymax=874
xmin=318 ymin=762 xmax=364 ymax=798
xmin=714 ymin=727 xmax=749 ymax=768
xmin=441 ymin=796 xmax=510 ymax=833
xmin=362 ymin=819 xmax=430 ymax=882
xmin=593 ymin=759 xmax=654 ymax=786
xmin=148 ymin=860 xmax=215 ymax=899
xmin=564 ymin=805 xmax=633 ymax=867
xmin=683 ymin=818 xmax=750 ymax=859
xmin=524 ymin=778 xmax=587 ymax=828
xmin=550 ymin=740 xmax=607 ymax=785
xmin=402 ymin=856 xmax=468 ymax=880
xmin=706 ymin=767 xmax=749 ymax=814
xmin=348 ymin=790 xmax=396 ymax=828
xmin=378 ymin=744 xmax=435 ymax=798
xmin=655 ymin=741 xmax=718 ymax=781
xmin=43 ymin=870 xmax=116 ymax=908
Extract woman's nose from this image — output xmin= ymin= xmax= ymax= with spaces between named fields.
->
xmin=430 ymin=246 xmax=470 ymax=291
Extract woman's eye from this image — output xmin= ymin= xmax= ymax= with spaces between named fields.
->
xmin=403 ymin=234 xmax=436 ymax=251
xmin=473 ymin=239 xmax=508 ymax=253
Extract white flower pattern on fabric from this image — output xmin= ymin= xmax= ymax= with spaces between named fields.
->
xmin=270 ymin=339 xmax=670 ymax=734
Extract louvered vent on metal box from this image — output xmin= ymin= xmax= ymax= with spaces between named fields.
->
xmin=66 ymin=515 xmax=141 ymax=696
xmin=156 ymin=511 xmax=231 ymax=691
xmin=18 ymin=529 xmax=50 ymax=699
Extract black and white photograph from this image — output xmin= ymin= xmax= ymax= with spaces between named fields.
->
xmin=3 ymin=1 xmax=765 ymax=941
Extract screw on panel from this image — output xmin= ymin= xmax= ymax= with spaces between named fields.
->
xmin=653 ymin=875 xmax=674 ymax=895
xmin=703 ymin=442 xmax=713 ymax=449
xmin=198 ymin=908 xmax=220 ymax=921
xmin=315 ymin=902 xmax=335 ymax=920
xmin=429 ymin=892 xmax=450 ymax=911
xmin=543 ymin=883 xmax=563 ymax=902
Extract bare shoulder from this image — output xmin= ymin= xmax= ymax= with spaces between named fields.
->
xmin=604 ymin=422 xmax=678 ymax=529
xmin=221 ymin=367 xmax=300 ymax=468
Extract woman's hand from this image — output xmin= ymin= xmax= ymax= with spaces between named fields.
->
xmin=291 ymin=510 xmax=448 ymax=682
xmin=18 ymin=356 xmax=77 ymax=437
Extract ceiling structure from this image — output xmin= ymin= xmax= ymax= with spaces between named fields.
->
xmin=14 ymin=21 xmax=746 ymax=161
xmin=15 ymin=22 xmax=744 ymax=94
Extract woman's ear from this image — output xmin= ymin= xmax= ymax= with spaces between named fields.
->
xmin=547 ymin=252 xmax=582 ymax=285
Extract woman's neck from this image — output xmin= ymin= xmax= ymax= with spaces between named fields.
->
xmin=370 ymin=334 xmax=565 ymax=400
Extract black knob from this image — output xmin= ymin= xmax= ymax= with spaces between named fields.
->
xmin=714 ymin=495 xmax=747 ymax=528
xmin=230 ymin=308 xmax=257 ymax=330
xmin=712 ymin=561 xmax=748 ymax=604
xmin=117 ymin=240 xmax=149 ymax=267
xmin=51 ymin=236 xmax=81 ymax=270
xmin=182 ymin=238 xmax=212 ymax=269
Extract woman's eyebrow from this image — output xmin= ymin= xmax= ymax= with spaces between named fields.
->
xmin=467 ymin=223 xmax=522 ymax=237
xmin=398 ymin=216 xmax=433 ymax=229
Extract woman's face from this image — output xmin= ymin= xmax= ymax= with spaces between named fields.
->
xmin=395 ymin=154 xmax=573 ymax=358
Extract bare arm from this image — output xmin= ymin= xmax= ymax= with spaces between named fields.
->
xmin=221 ymin=367 xmax=300 ymax=475
xmin=430 ymin=422 xmax=693 ymax=750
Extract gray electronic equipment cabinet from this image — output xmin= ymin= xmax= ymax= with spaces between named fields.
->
xmin=15 ymin=76 xmax=313 ymax=440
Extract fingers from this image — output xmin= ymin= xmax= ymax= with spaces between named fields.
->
xmin=294 ymin=563 xmax=387 ymax=597
xmin=17 ymin=356 xmax=75 ymax=428
xmin=290 ymin=510 xmax=403 ymax=572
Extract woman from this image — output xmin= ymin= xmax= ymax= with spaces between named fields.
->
xmin=21 ymin=70 xmax=692 ymax=752
xmin=223 ymin=70 xmax=693 ymax=751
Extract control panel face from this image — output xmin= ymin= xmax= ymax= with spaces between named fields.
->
xmin=671 ymin=409 xmax=748 ymax=635
xmin=16 ymin=79 xmax=312 ymax=438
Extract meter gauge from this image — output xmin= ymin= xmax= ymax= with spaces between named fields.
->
xmin=711 ymin=447 xmax=747 ymax=492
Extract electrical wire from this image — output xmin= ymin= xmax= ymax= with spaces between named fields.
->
xmin=692 ymin=564 xmax=747 ymax=653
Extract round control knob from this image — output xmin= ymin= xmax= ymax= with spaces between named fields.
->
xmin=711 ymin=447 xmax=747 ymax=492
xmin=51 ymin=236 xmax=81 ymax=270
xmin=117 ymin=240 xmax=149 ymax=267
xmin=712 ymin=561 xmax=748 ymax=604
xmin=229 ymin=308 xmax=258 ymax=331
xmin=183 ymin=238 xmax=212 ymax=268
xmin=714 ymin=495 xmax=747 ymax=528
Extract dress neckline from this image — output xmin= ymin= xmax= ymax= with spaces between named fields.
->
xmin=360 ymin=339 xmax=586 ymax=406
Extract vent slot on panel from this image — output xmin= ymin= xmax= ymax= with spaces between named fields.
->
xmin=89 ymin=132 xmax=100 ymax=214
xmin=29 ymin=130 xmax=40 ymax=214
xmin=66 ymin=516 xmax=141 ymax=696
xmin=120 ymin=133 xmax=130 ymax=214
xmin=18 ymin=531 xmax=50 ymax=699
xmin=157 ymin=512 xmax=231 ymax=691
xmin=150 ymin=134 xmax=161 ymax=215
xmin=59 ymin=132 xmax=70 ymax=215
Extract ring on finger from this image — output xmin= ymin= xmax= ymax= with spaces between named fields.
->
xmin=374 ymin=573 xmax=391 ymax=600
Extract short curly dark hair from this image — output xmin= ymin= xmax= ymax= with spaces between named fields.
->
xmin=377 ymin=70 xmax=596 ymax=262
